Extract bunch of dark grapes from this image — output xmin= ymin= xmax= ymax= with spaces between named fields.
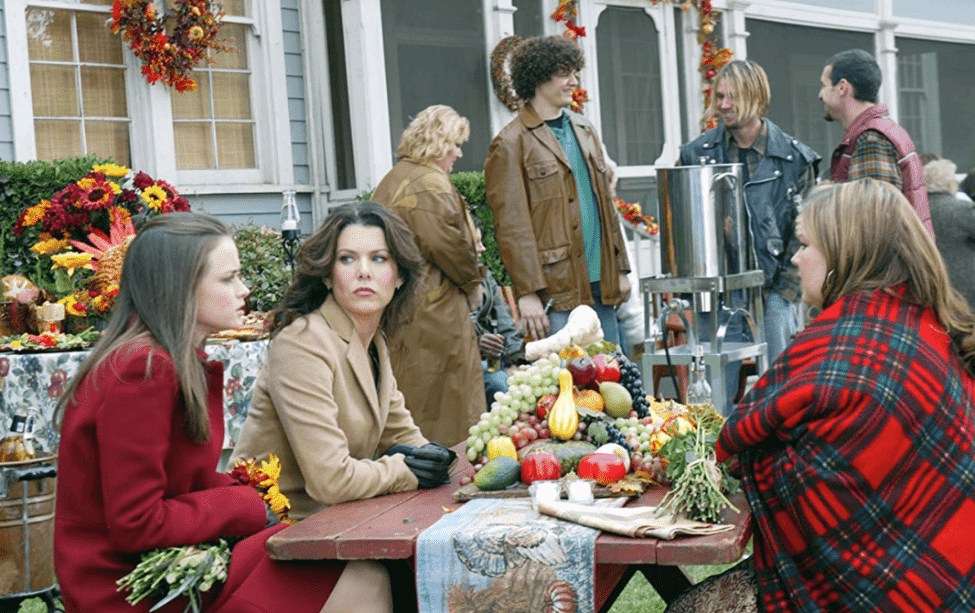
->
xmin=581 ymin=415 xmax=633 ymax=452
xmin=617 ymin=356 xmax=650 ymax=418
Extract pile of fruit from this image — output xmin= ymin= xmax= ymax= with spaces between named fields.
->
xmin=462 ymin=344 xmax=708 ymax=491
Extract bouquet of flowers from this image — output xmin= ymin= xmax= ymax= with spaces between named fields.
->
xmin=12 ymin=163 xmax=190 ymax=327
xmin=117 ymin=455 xmax=292 ymax=613
xmin=615 ymin=198 xmax=659 ymax=236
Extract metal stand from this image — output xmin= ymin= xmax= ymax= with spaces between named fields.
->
xmin=640 ymin=270 xmax=768 ymax=415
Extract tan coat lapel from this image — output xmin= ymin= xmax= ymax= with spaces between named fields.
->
xmin=521 ymin=105 xmax=571 ymax=169
xmin=320 ymin=298 xmax=383 ymax=427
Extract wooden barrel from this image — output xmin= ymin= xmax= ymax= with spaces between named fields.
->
xmin=0 ymin=454 xmax=57 ymax=597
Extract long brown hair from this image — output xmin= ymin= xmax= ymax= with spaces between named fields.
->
xmin=55 ymin=213 xmax=234 ymax=442
xmin=269 ymin=201 xmax=423 ymax=335
xmin=800 ymin=179 xmax=975 ymax=373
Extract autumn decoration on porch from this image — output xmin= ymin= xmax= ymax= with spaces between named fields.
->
xmin=110 ymin=0 xmax=234 ymax=93
xmin=490 ymin=35 xmax=524 ymax=112
xmin=12 ymin=163 xmax=190 ymax=327
xmin=546 ymin=0 xmax=732 ymax=126
xmin=615 ymin=198 xmax=659 ymax=236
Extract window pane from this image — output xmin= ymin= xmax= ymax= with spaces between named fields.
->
xmin=784 ymin=0 xmax=874 ymax=10
xmin=211 ymin=23 xmax=248 ymax=70
xmin=174 ymin=123 xmax=215 ymax=169
xmin=745 ymin=19 xmax=873 ymax=169
xmin=78 ymin=12 xmax=123 ymax=64
xmin=324 ymin=0 xmax=356 ymax=189
xmin=35 ymin=120 xmax=82 ymax=161
xmin=212 ymin=73 xmax=251 ymax=119
xmin=81 ymin=66 xmax=127 ymax=117
xmin=221 ymin=0 xmax=247 ymax=17
xmin=31 ymin=64 xmax=78 ymax=117
xmin=26 ymin=9 xmax=72 ymax=62
xmin=172 ymin=76 xmax=213 ymax=120
xmin=896 ymin=37 xmax=975 ymax=171
xmin=86 ymin=121 xmax=131 ymax=166
xmin=216 ymin=123 xmax=256 ymax=168
xmin=513 ymin=0 xmax=544 ymax=38
xmin=894 ymin=1 xmax=975 ymax=25
xmin=597 ymin=6 xmax=664 ymax=166
xmin=380 ymin=0 xmax=490 ymax=173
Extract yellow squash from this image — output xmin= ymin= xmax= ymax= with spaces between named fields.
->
xmin=486 ymin=436 xmax=518 ymax=461
xmin=548 ymin=368 xmax=579 ymax=440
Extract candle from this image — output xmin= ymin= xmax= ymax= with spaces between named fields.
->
xmin=567 ymin=479 xmax=595 ymax=504
xmin=529 ymin=480 xmax=560 ymax=510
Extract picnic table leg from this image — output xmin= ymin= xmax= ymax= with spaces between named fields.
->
xmin=595 ymin=564 xmax=636 ymax=613
xmin=639 ymin=564 xmax=694 ymax=603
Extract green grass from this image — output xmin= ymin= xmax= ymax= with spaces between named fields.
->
xmin=609 ymin=550 xmax=751 ymax=613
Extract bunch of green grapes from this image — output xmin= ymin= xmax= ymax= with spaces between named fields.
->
xmin=464 ymin=354 xmax=562 ymax=463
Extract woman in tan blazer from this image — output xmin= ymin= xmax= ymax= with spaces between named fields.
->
xmin=231 ymin=202 xmax=456 ymax=523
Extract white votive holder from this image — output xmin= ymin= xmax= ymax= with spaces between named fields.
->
xmin=567 ymin=479 xmax=595 ymax=505
xmin=528 ymin=480 xmax=560 ymax=510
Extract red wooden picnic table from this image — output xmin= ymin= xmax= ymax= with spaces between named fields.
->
xmin=267 ymin=446 xmax=752 ymax=612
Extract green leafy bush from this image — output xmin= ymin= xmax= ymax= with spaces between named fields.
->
xmin=233 ymin=224 xmax=293 ymax=313
xmin=0 ymin=155 xmax=113 ymax=278
xmin=450 ymin=171 xmax=510 ymax=286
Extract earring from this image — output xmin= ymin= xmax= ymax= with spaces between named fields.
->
xmin=825 ymin=270 xmax=836 ymax=285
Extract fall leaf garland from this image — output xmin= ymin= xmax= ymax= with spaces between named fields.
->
xmin=110 ymin=0 xmax=234 ymax=93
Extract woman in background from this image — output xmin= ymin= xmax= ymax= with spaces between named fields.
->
xmin=371 ymin=105 xmax=485 ymax=446
xmin=54 ymin=212 xmax=391 ymax=613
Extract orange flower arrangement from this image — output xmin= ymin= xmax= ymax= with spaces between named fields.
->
xmin=615 ymin=198 xmax=659 ymax=236
xmin=229 ymin=454 xmax=293 ymax=525
xmin=110 ymin=0 xmax=234 ymax=92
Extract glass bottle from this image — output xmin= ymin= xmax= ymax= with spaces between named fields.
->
xmin=686 ymin=345 xmax=713 ymax=408
xmin=0 ymin=409 xmax=36 ymax=462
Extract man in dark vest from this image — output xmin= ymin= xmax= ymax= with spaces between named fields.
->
xmin=819 ymin=48 xmax=934 ymax=237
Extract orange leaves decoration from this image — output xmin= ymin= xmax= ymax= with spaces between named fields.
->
xmin=615 ymin=198 xmax=659 ymax=236
xmin=548 ymin=0 xmax=732 ymax=126
xmin=229 ymin=454 xmax=294 ymax=525
xmin=110 ymin=0 xmax=234 ymax=93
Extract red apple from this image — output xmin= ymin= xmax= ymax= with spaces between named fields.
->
xmin=592 ymin=353 xmax=621 ymax=383
xmin=566 ymin=356 xmax=597 ymax=386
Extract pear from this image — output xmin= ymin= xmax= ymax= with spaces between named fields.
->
xmin=599 ymin=381 xmax=633 ymax=418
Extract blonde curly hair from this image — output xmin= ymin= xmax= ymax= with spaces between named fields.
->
xmin=395 ymin=105 xmax=470 ymax=163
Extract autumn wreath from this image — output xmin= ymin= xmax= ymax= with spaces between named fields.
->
xmin=111 ymin=0 xmax=234 ymax=93
xmin=490 ymin=35 xmax=523 ymax=112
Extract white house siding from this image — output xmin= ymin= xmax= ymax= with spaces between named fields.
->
xmin=282 ymin=0 xmax=311 ymax=186
xmin=0 ymin=5 xmax=13 ymax=161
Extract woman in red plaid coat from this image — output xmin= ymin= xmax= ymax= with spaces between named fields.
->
xmin=670 ymin=178 xmax=975 ymax=613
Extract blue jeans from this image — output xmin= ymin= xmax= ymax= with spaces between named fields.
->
xmin=482 ymin=361 xmax=509 ymax=408
xmin=763 ymin=290 xmax=799 ymax=363
xmin=547 ymin=282 xmax=622 ymax=348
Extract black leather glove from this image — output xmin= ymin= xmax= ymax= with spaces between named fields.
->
xmin=385 ymin=443 xmax=457 ymax=488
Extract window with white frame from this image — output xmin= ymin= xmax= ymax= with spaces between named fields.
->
xmin=15 ymin=0 xmax=284 ymax=188
xmin=170 ymin=0 xmax=257 ymax=171
xmin=896 ymin=37 xmax=975 ymax=171
xmin=26 ymin=0 xmax=130 ymax=165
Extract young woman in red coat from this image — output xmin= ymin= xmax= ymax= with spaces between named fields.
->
xmin=53 ymin=213 xmax=393 ymax=613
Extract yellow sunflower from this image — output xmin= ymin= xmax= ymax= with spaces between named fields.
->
xmin=30 ymin=237 xmax=71 ymax=255
xmin=93 ymin=163 xmax=131 ymax=177
xmin=141 ymin=185 xmax=169 ymax=211
xmin=50 ymin=252 xmax=95 ymax=273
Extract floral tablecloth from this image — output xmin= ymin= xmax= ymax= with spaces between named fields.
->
xmin=0 ymin=339 xmax=268 ymax=453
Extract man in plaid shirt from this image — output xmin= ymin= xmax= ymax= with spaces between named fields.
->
xmin=819 ymin=49 xmax=934 ymax=237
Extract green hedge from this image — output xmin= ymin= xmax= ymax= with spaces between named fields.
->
xmin=0 ymin=155 xmax=113 ymax=278
xmin=449 ymin=171 xmax=510 ymax=287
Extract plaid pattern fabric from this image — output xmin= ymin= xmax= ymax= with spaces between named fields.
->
xmin=846 ymin=129 xmax=902 ymax=189
xmin=717 ymin=287 xmax=975 ymax=612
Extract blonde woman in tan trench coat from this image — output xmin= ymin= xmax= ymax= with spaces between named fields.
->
xmin=371 ymin=105 xmax=487 ymax=447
